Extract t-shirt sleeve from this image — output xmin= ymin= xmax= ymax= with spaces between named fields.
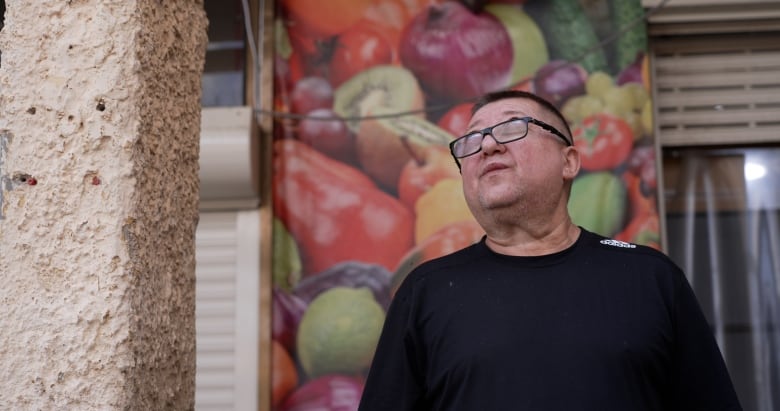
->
xmin=670 ymin=268 xmax=743 ymax=410
xmin=358 ymin=276 xmax=426 ymax=411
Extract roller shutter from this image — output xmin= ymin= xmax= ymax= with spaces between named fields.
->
xmin=194 ymin=210 xmax=261 ymax=411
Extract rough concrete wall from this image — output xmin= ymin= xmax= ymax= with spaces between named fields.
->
xmin=125 ymin=1 xmax=207 ymax=409
xmin=0 ymin=1 xmax=207 ymax=409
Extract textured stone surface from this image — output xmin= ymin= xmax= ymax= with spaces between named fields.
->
xmin=0 ymin=1 xmax=207 ymax=409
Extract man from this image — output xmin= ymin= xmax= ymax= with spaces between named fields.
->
xmin=358 ymin=90 xmax=742 ymax=410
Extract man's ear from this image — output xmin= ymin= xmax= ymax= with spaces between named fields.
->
xmin=562 ymin=146 xmax=580 ymax=180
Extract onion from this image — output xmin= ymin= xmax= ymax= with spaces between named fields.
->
xmin=533 ymin=60 xmax=588 ymax=107
xmin=293 ymin=261 xmax=392 ymax=310
xmin=616 ymin=53 xmax=645 ymax=86
xmin=399 ymin=2 xmax=513 ymax=102
xmin=272 ymin=287 xmax=308 ymax=354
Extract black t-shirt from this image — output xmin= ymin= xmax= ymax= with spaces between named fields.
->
xmin=358 ymin=229 xmax=742 ymax=411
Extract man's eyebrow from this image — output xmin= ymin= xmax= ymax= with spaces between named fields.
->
xmin=466 ymin=110 xmax=528 ymax=131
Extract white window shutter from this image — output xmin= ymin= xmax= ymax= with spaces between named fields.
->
xmin=195 ymin=210 xmax=261 ymax=411
xmin=652 ymin=33 xmax=780 ymax=147
xmin=642 ymin=0 xmax=780 ymax=26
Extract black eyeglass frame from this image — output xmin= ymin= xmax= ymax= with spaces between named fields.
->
xmin=448 ymin=116 xmax=572 ymax=166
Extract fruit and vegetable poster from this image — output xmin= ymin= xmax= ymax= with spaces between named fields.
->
xmin=270 ymin=0 xmax=660 ymax=408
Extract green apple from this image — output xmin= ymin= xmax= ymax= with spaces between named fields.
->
xmin=273 ymin=217 xmax=302 ymax=291
xmin=485 ymin=4 xmax=549 ymax=85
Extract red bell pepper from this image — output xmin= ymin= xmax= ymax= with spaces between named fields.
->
xmin=615 ymin=212 xmax=660 ymax=250
xmin=273 ymin=139 xmax=414 ymax=276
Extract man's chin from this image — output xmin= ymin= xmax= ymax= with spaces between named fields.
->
xmin=478 ymin=191 xmax=521 ymax=211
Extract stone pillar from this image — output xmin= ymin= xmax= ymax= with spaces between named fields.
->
xmin=0 ymin=1 xmax=207 ymax=409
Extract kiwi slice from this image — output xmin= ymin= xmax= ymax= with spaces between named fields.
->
xmin=333 ymin=65 xmax=425 ymax=132
xmin=355 ymin=106 xmax=455 ymax=191
xmin=360 ymin=106 xmax=455 ymax=148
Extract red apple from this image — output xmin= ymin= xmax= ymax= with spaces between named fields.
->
xmin=397 ymin=145 xmax=461 ymax=209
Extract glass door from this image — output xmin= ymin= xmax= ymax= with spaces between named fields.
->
xmin=663 ymin=145 xmax=780 ymax=411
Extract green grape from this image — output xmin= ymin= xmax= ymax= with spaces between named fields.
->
xmin=640 ymin=99 xmax=654 ymax=136
xmin=578 ymin=95 xmax=605 ymax=119
xmin=622 ymin=111 xmax=643 ymax=141
xmin=603 ymin=106 xmax=632 ymax=125
xmin=602 ymin=86 xmax=635 ymax=118
xmin=622 ymin=83 xmax=649 ymax=111
xmin=561 ymin=95 xmax=586 ymax=124
xmin=585 ymin=71 xmax=614 ymax=99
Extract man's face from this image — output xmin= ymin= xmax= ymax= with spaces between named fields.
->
xmin=459 ymin=98 xmax=575 ymax=219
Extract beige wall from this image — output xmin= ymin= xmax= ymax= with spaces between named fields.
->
xmin=0 ymin=1 xmax=207 ymax=409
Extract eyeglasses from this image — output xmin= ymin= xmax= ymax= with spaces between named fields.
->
xmin=449 ymin=116 xmax=572 ymax=160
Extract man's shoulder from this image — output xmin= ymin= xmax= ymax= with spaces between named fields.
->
xmin=396 ymin=239 xmax=485 ymax=289
xmin=579 ymin=228 xmax=670 ymax=260
xmin=415 ymin=240 xmax=483 ymax=275
xmin=576 ymin=228 xmax=684 ymax=278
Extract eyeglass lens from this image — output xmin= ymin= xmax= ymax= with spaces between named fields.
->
xmin=453 ymin=118 xmax=529 ymax=158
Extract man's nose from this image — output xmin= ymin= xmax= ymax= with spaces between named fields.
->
xmin=481 ymin=133 xmax=505 ymax=155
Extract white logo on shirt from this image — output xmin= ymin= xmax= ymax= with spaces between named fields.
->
xmin=600 ymin=239 xmax=636 ymax=248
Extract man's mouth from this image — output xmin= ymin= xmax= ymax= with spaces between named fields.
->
xmin=481 ymin=162 xmax=509 ymax=176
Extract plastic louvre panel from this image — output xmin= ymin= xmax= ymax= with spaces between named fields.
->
xmin=642 ymin=0 xmax=780 ymax=25
xmin=644 ymin=0 xmax=780 ymax=4
xmin=652 ymin=33 xmax=780 ymax=147
xmin=195 ymin=210 xmax=261 ymax=411
xmin=195 ymin=212 xmax=237 ymax=411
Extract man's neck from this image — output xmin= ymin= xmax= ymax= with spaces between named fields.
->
xmin=483 ymin=218 xmax=581 ymax=257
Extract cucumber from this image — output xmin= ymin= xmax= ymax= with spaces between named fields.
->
xmin=527 ymin=0 xmax=609 ymax=74
xmin=609 ymin=0 xmax=648 ymax=73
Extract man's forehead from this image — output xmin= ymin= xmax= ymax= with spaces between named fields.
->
xmin=468 ymin=106 xmax=533 ymax=130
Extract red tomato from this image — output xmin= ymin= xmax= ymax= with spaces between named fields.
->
xmin=437 ymin=103 xmax=473 ymax=136
xmin=487 ymin=0 xmax=528 ymax=4
xmin=328 ymin=24 xmax=396 ymax=87
xmin=362 ymin=0 xmax=408 ymax=51
xmin=573 ymin=113 xmax=634 ymax=171
xmin=400 ymin=0 xmax=445 ymax=19
xmin=285 ymin=24 xmax=332 ymax=83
